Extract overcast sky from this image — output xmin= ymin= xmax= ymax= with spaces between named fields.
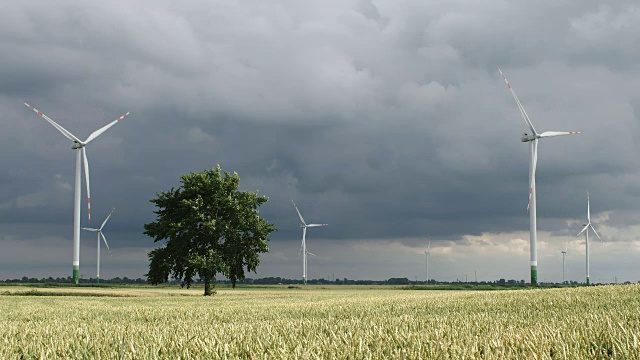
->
xmin=2 ymin=1 xmax=640 ymax=283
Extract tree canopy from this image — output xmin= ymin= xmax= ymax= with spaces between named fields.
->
xmin=144 ymin=166 xmax=276 ymax=295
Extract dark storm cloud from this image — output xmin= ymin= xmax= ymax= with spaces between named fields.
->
xmin=2 ymin=1 xmax=640 ymax=280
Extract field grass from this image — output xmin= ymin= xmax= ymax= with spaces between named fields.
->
xmin=1 ymin=284 xmax=639 ymax=359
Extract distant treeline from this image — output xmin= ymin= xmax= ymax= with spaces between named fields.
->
xmin=232 ymin=277 xmax=589 ymax=286
xmin=231 ymin=277 xmax=534 ymax=286
xmin=2 ymin=276 xmax=595 ymax=286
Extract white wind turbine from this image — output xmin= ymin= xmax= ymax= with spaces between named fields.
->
xmin=82 ymin=208 xmax=114 ymax=283
xmin=577 ymin=193 xmax=601 ymax=286
xmin=425 ymin=240 xmax=431 ymax=284
xmin=24 ymin=103 xmax=129 ymax=284
xmin=561 ymin=243 xmax=568 ymax=284
xmin=498 ymin=68 xmax=581 ymax=286
xmin=292 ymin=200 xmax=327 ymax=285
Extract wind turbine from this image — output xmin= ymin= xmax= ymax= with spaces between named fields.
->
xmin=24 ymin=103 xmax=129 ymax=284
xmin=292 ymin=200 xmax=327 ymax=285
xmin=498 ymin=68 xmax=581 ymax=286
xmin=425 ymin=240 xmax=431 ymax=284
xmin=82 ymin=208 xmax=114 ymax=283
xmin=577 ymin=193 xmax=601 ymax=285
xmin=561 ymin=243 xmax=568 ymax=284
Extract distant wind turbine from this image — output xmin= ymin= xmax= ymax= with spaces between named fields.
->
xmin=425 ymin=240 xmax=431 ymax=284
xmin=561 ymin=243 xmax=568 ymax=284
xmin=82 ymin=208 xmax=114 ymax=283
xmin=498 ymin=68 xmax=581 ymax=286
xmin=577 ymin=193 xmax=601 ymax=286
xmin=24 ymin=103 xmax=129 ymax=284
xmin=292 ymin=200 xmax=327 ymax=285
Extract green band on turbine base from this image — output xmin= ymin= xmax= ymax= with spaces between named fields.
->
xmin=530 ymin=267 xmax=538 ymax=286
xmin=586 ymin=277 xmax=590 ymax=286
xmin=73 ymin=266 xmax=79 ymax=285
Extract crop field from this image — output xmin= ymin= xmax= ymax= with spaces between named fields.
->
xmin=1 ymin=284 xmax=639 ymax=359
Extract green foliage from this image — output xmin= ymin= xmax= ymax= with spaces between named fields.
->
xmin=144 ymin=165 xmax=276 ymax=295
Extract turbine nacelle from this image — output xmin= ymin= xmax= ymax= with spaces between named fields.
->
xmin=521 ymin=133 xmax=537 ymax=142
xmin=71 ymin=141 xmax=85 ymax=149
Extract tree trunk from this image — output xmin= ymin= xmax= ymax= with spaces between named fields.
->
xmin=204 ymin=275 xmax=212 ymax=296
xmin=231 ymin=275 xmax=237 ymax=289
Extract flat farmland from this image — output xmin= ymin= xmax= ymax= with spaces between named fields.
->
xmin=1 ymin=284 xmax=639 ymax=359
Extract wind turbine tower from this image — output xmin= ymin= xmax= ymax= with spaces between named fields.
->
xmin=425 ymin=240 xmax=431 ymax=284
xmin=82 ymin=208 xmax=114 ymax=283
xmin=498 ymin=68 xmax=581 ymax=286
xmin=292 ymin=200 xmax=327 ymax=285
xmin=577 ymin=193 xmax=601 ymax=285
xmin=561 ymin=244 xmax=568 ymax=284
xmin=24 ymin=103 xmax=129 ymax=284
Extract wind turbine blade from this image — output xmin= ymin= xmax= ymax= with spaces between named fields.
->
xmin=527 ymin=139 xmax=538 ymax=213
xmin=100 ymin=207 xmax=115 ymax=230
xmin=497 ymin=67 xmax=537 ymax=135
xmin=532 ymin=138 xmax=538 ymax=182
xmin=590 ymin=224 xmax=602 ymax=241
xmin=307 ymin=252 xmax=316 ymax=257
xmin=291 ymin=200 xmax=306 ymax=225
xmin=84 ymin=112 xmax=130 ymax=144
xmin=100 ymin=232 xmax=111 ymax=253
xmin=577 ymin=224 xmax=589 ymax=236
xmin=307 ymin=224 xmax=328 ymax=227
xmin=538 ymin=131 xmax=581 ymax=138
xmin=587 ymin=192 xmax=591 ymax=223
xmin=82 ymin=147 xmax=91 ymax=224
xmin=299 ymin=227 xmax=306 ymax=256
xmin=24 ymin=103 xmax=81 ymax=143
xmin=81 ymin=227 xmax=99 ymax=232
xmin=428 ymin=240 xmax=431 ymax=251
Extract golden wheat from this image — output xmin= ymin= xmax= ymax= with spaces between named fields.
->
xmin=1 ymin=284 xmax=638 ymax=359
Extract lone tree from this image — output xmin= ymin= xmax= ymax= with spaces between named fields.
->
xmin=144 ymin=166 xmax=276 ymax=296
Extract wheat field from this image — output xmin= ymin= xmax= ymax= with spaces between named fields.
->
xmin=1 ymin=284 xmax=639 ymax=359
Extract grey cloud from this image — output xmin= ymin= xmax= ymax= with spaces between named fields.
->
xmin=2 ymin=1 xmax=640 ymax=281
